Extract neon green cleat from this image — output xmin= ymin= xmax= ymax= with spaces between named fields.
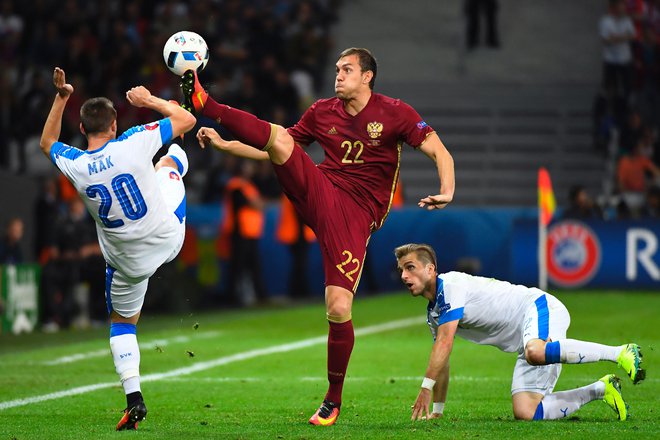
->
xmin=617 ymin=343 xmax=645 ymax=384
xmin=600 ymin=374 xmax=629 ymax=421
xmin=180 ymin=69 xmax=208 ymax=115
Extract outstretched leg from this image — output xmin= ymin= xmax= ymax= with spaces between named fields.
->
xmin=180 ymin=70 xmax=291 ymax=162
xmin=523 ymin=294 xmax=645 ymax=384
xmin=511 ymin=355 xmax=629 ymax=421
xmin=155 ymin=143 xmax=187 ymax=261
xmin=527 ymin=339 xmax=645 ymax=384
xmin=513 ymin=375 xmax=628 ymax=421
xmin=156 ymin=143 xmax=189 ymax=177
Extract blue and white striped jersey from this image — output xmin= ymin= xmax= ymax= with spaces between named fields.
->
xmin=427 ymin=272 xmax=545 ymax=352
xmin=50 ymin=118 xmax=181 ymax=278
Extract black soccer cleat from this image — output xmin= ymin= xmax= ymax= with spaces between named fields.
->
xmin=116 ymin=400 xmax=148 ymax=431
xmin=180 ymin=69 xmax=208 ymax=115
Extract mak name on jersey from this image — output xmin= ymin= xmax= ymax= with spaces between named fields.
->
xmin=88 ymin=156 xmax=115 ymax=175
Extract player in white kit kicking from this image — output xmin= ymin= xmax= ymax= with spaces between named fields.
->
xmin=394 ymin=243 xmax=645 ymax=422
xmin=40 ymin=67 xmax=196 ymax=430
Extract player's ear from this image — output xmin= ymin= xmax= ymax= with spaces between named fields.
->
xmin=362 ymin=70 xmax=373 ymax=84
xmin=79 ymin=122 xmax=86 ymax=136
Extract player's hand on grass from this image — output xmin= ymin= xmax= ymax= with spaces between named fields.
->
xmin=418 ymin=194 xmax=452 ymax=210
xmin=197 ymin=127 xmax=226 ymax=151
xmin=53 ymin=67 xmax=73 ymax=98
xmin=427 ymin=412 xmax=443 ymax=420
xmin=126 ymin=86 xmax=152 ymax=107
xmin=411 ymin=389 xmax=432 ymax=421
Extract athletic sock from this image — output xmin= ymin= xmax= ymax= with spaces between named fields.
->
xmin=166 ymin=143 xmax=189 ymax=177
xmin=325 ymin=320 xmax=355 ymax=405
xmin=109 ymin=323 xmax=141 ymax=396
xmin=533 ymin=381 xmax=605 ymax=420
xmin=545 ymin=339 xmax=620 ymax=364
xmin=202 ymin=97 xmax=275 ymax=149
xmin=126 ymin=391 xmax=143 ymax=408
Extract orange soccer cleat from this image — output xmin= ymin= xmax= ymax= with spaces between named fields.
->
xmin=180 ymin=69 xmax=208 ymax=115
xmin=116 ymin=400 xmax=148 ymax=431
xmin=308 ymin=400 xmax=340 ymax=426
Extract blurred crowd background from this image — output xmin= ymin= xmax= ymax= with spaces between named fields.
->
xmin=0 ymin=0 xmax=341 ymax=203
xmin=1 ymin=0 xmax=659 ymax=332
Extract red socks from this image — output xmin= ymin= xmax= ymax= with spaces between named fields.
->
xmin=325 ymin=320 xmax=355 ymax=405
xmin=202 ymin=96 xmax=274 ymax=149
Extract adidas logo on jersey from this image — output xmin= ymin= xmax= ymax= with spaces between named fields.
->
xmin=327 ymin=127 xmax=338 ymax=135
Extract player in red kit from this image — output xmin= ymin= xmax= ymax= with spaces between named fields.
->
xmin=181 ymin=47 xmax=455 ymax=426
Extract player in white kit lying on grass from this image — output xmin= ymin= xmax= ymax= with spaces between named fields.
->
xmin=40 ymin=67 xmax=196 ymax=431
xmin=394 ymin=243 xmax=645 ymax=422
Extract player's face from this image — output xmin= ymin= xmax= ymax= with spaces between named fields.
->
xmin=397 ymin=253 xmax=435 ymax=300
xmin=335 ymin=54 xmax=368 ymax=100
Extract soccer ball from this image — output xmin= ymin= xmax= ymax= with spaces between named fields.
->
xmin=162 ymin=31 xmax=209 ymax=76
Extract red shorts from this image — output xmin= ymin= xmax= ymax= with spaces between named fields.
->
xmin=273 ymin=146 xmax=373 ymax=293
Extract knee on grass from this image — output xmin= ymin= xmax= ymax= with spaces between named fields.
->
xmin=513 ymin=406 xmax=537 ymax=421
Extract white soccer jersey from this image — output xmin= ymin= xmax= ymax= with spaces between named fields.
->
xmin=426 ymin=272 xmax=545 ymax=352
xmin=50 ymin=118 xmax=184 ymax=279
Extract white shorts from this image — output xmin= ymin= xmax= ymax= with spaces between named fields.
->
xmin=511 ymin=293 xmax=571 ymax=396
xmin=105 ymin=165 xmax=186 ymax=318
xmin=105 ymin=267 xmax=150 ymax=318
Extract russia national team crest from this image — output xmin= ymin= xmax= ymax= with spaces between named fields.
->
xmin=547 ymin=220 xmax=601 ymax=287
xmin=367 ymin=122 xmax=383 ymax=139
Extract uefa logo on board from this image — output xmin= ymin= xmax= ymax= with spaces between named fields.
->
xmin=547 ymin=220 xmax=601 ymax=287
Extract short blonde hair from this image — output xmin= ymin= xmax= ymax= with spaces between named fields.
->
xmin=394 ymin=243 xmax=437 ymax=268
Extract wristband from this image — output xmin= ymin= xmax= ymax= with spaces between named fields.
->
xmin=433 ymin=402 xmax=445 ymax=414
xmin=421 ymin=377 xmax=436 ymax=390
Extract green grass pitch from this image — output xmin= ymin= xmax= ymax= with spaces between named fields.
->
xmin=0 ymin=290 xmax=657 ymax=439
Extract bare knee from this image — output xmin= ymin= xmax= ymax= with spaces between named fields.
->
xmin=525 ymin=340 xmax=547 ymax=365
xmin=155 ymin=156 xmax=177 ymax=171
xmin=325 ymin=287 xmax=353 ymax=322
xmin=512 ymin=392 xmax=543 ymax=421
xmin=110 ymin=310 xmax=140 ymax=325
xmin=268 ymin=125 xmax=295 ymax=165
xmin=327 ymin=301 xmax=351 ymax=321
xmin=513 ymin=406 xmax=536 ymax=421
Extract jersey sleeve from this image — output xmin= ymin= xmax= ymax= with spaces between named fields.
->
xmin=397 ymin=101 xmax=434 ymax=148
xmin=50 ymin=141 xmax=84 ymax=185
xmin=287 ymin=101 xmax=318 ymax=147
xmin=118 ymin=118 xmax=173 ymax=160
xmin=437 ymin=280 xmax=466 ymax=325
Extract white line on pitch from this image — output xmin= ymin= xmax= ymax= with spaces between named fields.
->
xmin=159 ymin=375 xmax=503 ymax=383
xmin=41 ymin=331 xmax=222 ymax=365
xmin=0 ymin=317 xmax=421 ymax=411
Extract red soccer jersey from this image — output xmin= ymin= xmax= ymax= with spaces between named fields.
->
xmin=287 ymin=93 xmax=434 ymax=229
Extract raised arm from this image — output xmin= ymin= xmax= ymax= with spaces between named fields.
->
xmin=125 ymin=86 xmax=196 ymax=138
xmin=40 ymin=67 xmax=74 ymax=158
xmin=196 ymin=127 xmax=270 ymax=160
xmin=417 ymin=133 xmax=455 ymax=210
xmin=411 ymin=319 xmax=458 ymax=421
